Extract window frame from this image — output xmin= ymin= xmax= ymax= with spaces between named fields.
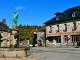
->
xmin=72 ymin=11 xmax=76 ymax=17
xmin=63 ymin=24 xmax=67 ymax=32
xmin=72 ymin=21 xmax=77 ymax=31
xmin=56 ymin=25 xmax=59 ymax=32
xmin=49 ymin=25 xmax=52 ymax=33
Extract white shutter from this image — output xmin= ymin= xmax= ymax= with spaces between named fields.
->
xmin=56 ymin=25 xmax=58 ymax=30
xmin=63 ymin=24 xmax=65 ymax=30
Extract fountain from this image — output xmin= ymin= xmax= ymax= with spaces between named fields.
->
xmin=0 ymin=12 xmax=30 ymax=58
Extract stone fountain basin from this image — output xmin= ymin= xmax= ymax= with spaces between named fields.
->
xmin=0 ymin=47 xmax=30 ymax=58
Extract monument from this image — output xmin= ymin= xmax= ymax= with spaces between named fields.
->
xmin=12 ymin=12 xmax=18 ymax=29
xmin=11 ymin=12 xmax=19 ymax=47
xmin=0 ymin=12 xmax=30 ymax=58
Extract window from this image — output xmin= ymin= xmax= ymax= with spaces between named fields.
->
xmin=72 ymin=35 xmax=78 ymax=42
xmin=72 ymin=11 xmax=75 ymax=17
xmin=63 ymin=24 xmax=67 ymax=32
xmin=55 ymin=36 xmax=61 ymax=43
xmin=47 ymin=37 xmax=53 ymax=42
xmin=56 ymin=16 xmax=59 ymax=20
xmin=49 ymin=26 xmax=52 ymax=33
xmin=56 ymin=25 xmax=59 ymax=32
xmin=72 ymin=22 xmax=76 ymax=31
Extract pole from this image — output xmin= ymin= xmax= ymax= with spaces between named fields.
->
xmin=19 ymin=34 xmax=20 ymax=47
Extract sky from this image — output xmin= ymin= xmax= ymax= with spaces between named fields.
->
xmin=0 ymin=0 xmax=80 ymax=28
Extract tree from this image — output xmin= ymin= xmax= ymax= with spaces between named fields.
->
xmin=17 ymin=24 xmax=42 ymax=41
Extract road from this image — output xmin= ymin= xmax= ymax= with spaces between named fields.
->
xmin=32 ymin=47 xmax=80 ymax=60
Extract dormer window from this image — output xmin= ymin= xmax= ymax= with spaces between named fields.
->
xmin=49 ymin=26 xmax=52 ymax=33
xmin=72 ymin=11 xmax=75 ymax=17
xmin=55 ymin=12 xmax=65 ymax=21
xmin=56 ymin=16 xmax=59 ymax=20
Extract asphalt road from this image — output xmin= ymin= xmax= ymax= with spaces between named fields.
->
xmin=32 ymin=47 xmax=80 ymax=60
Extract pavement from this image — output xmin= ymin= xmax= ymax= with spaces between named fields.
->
xmin=0 ymin=47 xmax=80 ymax=60
xmin=32 ymin=47 xmax=80 ymax=60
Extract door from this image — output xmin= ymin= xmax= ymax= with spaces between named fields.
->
xmin=64 ymin=35 xmax=68 ymax=45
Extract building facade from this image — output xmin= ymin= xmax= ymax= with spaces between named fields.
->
xmin=0 ymin=19 xmax=19 ymax=47
xmin=44 ymin=6 xmax=80 ymax=47
xmin=36 ymin=24 xmax=46 ymax=46
xmin=37 ymin=31 xmax=44 ymax=46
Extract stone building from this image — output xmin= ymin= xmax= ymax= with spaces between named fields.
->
xmin=36 ymin=24 xmax=46 ymax=46
xmin=0 ymin=19 xmax=19 ymax=47
xmin=44 ymin=6 xmax=80 ymax=47
xmin=0 ymin=19 xmax=10 ymax=47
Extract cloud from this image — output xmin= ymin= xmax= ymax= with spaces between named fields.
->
xmin=15 ymin=6 xmax=26 ymax=10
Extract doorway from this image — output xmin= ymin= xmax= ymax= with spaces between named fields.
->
xmin=64 ymin=35 xmax=68 ymax=45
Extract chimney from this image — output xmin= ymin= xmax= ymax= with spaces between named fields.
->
xmin=2 ymin=18 xmax=6 ymax=24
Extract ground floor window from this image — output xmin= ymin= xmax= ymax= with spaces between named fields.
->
xmin=55 ymin=36 xmax=61 ymax=43
xmin=71 ymin=35 xmax=78 ymax=42
xmin=47 ymin=36 xmax=61 ymax=43
xmin=47 ymin=37 xmax=53 ymax=42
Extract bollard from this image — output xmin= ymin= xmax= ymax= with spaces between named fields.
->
xmin=29 ymin=44 xmax=33 ymax=54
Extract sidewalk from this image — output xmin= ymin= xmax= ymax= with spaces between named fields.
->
xmin=0 ymin=54 xmax=45 ymax=60
xmin=45 ymin=45 xmax=77 ymax=48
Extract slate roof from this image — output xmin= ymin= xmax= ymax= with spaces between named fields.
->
xmin=44 ymin=6 xmax=80 ymax=24
xmin=0 ymin=22 xmax=9 ymax=31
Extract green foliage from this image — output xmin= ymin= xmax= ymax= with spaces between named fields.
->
xmin=17 ymin=24 xmax=42 ymax=41
xmin=20 ymin=38 xmax=30 ymax=41
xmin=29 ymin=40 xmax=33 ymax=44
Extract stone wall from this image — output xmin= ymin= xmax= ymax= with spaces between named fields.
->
xmin=46 ymin=40 xmax=55 ymax=47
xmin=0 ymin=48 xmax=30 ymax=58
xmin=20 ymin=40 xmax=29 ymax=47
xmin=0 ymin=30 xmax=18 ymax=47
xmin=1 ymin=32 xmax=11 ymax=47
